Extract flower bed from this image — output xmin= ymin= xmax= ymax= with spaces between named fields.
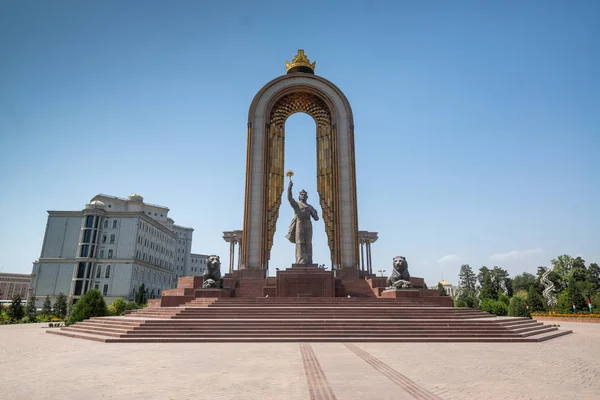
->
xmin=531 ymin=312 xmax=600 ymax=323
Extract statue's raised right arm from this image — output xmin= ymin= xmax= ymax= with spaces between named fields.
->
xmin=287 ymin=180 xmax=297 ymax=209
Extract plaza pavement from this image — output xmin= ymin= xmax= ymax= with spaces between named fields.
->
xmin=0 ymin=321 xmax=598 ymax=400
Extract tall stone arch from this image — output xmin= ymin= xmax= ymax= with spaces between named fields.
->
xmin=241 ymin=50 xmax=359 ymax=272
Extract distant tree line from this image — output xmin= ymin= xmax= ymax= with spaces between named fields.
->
xmin=454 ymin=254 xmax=600 ymax=316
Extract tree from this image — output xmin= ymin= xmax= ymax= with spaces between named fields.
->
xmin=551 ymin=255 xmax=574 ymax=290
xmin=25 ymin=295 xmax=37 ymax=321
xmin=570 ymin=257 xmax=587 ymax=283
xmin=437 ymin=282 xmax=448 ymax=296
xmin=512 ymin=272 xmax=537 ymax=293
xmin=565 ymin=276 xmax=587 ymax=312
xmin=135 ymin=283 xmax=148 ymax=306
xmin=457 ymin=264 xmax=477 ymax=307
xmin=7 ymin=294 xmax=25 ymax=321
xmin=477 ymin=266 xmax=490 ymax=287
xmin=459 ymin=264 xmax=477 ymax=292
xmin=587 ymin=263 xmax=600 ymax=291
xmin=41 ymin=296 xmax=53 ymax=316
xmin=490 ymin=266 xmax=511 ymax=296
xmin=479 ymin=272 xmax=498 ymax=301
xmin=52 ymin=292 xmax=68 ymax=319
xmin=527 ymin=285 xmax=545 ymax=312
xmin=67 ymin=289 xmax=108 ymax=325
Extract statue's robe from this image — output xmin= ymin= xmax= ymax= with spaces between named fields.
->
xmin=286 ymin=199 xmax=318 ymax=264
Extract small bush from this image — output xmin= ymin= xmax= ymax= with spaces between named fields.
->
xmin=498 ymin=292 xmax=510 ymax=306
xmin=107 ymin=298 xmax=128 ymax=316
xmin=67 ymin=289 xmax=108 ymax=325
xmin=480 ymin=299 xmax=508 ymax=316
xmin=36 ymin=314 xmax=53 ymax=323
xmin=508 ymin=296 xmax=531 ymax=317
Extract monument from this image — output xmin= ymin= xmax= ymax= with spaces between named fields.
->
xmin=240 ymin=49 xmax=359 ymax=274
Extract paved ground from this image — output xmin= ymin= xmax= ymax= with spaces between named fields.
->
xmin=0 ymin=322 xmax=598 ymax=400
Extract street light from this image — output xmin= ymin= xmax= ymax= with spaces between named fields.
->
xmin=378 ymin=269 xmax=386 ymax=277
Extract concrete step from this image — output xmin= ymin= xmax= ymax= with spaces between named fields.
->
xmin=46 ymin=332 xmax=573 ymax=343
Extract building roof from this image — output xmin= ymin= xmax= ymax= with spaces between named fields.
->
xmin=437 ymin=280 xmax=453 ymax=286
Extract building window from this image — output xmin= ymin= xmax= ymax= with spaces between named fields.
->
xmin=102 ymin=235 xmax=107 ymax=243
xmin=104 ymin=219 xmax=108 ymax=228
xmin=94 ymin=283 xmax=99 ymax=290
xmin=112 ymin=220 xmax=118 ymax=229
xmin=108 ymin=249 xmax=113 ymax=258
xmin=96 ymin=265 xmax=102 ymax=278
xmin=110 ymin=234 xmax=115 ymax=244
xmin=105 ymin=265 xmax=111 ymax=278
xmin=85 ymin=215 xmax=94 ymax=228
xmin=80 ymin=245 xmax=89 ymax=258
xmin=103 ymin=284 xmax=108 ymax=296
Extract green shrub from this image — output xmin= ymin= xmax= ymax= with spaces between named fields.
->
xmin=498 ymin=291 xmax=510 ymax=306
xmin=7 ymin=294 xmax=25 ymax=321
xmin=527 ymin=286 xmax=546 ymax=312
xmin=0 ymin=313 xmax=10 ymax=324
xmin=41 ymin=296 xmax=53 ymax=316
xmin=592 ymin=293 xmax=600 ymax=311
xmin=67 ymin=289 xmax=108 ymax=325
xmin=53 ymin=293 xmax=68 ymax=319
xmin=107 ymin=298 xmax=128 ymax=316
xmin=25 ymin=296 xmax=37 ymax=320
xmin=454 ymin=292 xmax=476 ymax=308
xmin=36 ymin=314 xmax=53 ymax=323
xmin=479 ymin=299 xmax=508 ymax=316
xmin=125 ymin=301 xmax=141 ymax=311
xmin=508 ymin=296 xmax=531 ymax=317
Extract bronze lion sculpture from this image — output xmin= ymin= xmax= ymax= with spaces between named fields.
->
xmin=202 ymin=255 xmax=222 ymax=288
xmin=386 ymin=256 xmax=411 ymax=289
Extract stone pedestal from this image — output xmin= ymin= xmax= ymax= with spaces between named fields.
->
xmin=276 ymin=266 xmax=334 ymax=297
xmin=237 ymin=268 xmax=267 ymax=279
xmin=381 ymin=289 xmax=421 ymax=298
xmin=194 ymin=288 xmax=230 ymax=298
xmin=334 ymin=269 xmax=361 ymax=280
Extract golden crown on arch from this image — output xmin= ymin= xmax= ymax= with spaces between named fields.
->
xmin=285 ymin=49 xmax=316 ymax=73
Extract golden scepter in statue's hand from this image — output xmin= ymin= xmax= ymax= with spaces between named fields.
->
xmin=286 ymin=170 xmax=294 ymax=183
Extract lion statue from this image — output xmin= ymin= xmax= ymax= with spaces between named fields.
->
xmin=386 ymin=256 xmax=411 ymax=289
xmin=202 ymin=255 xmax=222 ymax=288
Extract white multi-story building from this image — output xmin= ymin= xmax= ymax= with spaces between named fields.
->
xmin=190 ymin=253 xmax=208 ymax=276
xmin=30 ymin=193 xmax=200 ymax=306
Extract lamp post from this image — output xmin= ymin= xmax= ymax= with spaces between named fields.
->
xmin=378 ymin=269 xmax=385 ymax=277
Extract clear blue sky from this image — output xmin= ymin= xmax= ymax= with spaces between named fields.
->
xmin=1 ymin=1 xmax=598 ymax=286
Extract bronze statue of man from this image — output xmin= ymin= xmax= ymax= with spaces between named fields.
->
xmin=285 ymin=180 xmax=319 ymax=264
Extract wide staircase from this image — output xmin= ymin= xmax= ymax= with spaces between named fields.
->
xmin=47 ymin=297 xmax=572 ymax=343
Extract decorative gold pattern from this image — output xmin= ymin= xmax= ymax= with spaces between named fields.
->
xmin=264 ymin=92 xmax=336 ymax=264
xmin=285 ymin=50 xmax=316 ymax=73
